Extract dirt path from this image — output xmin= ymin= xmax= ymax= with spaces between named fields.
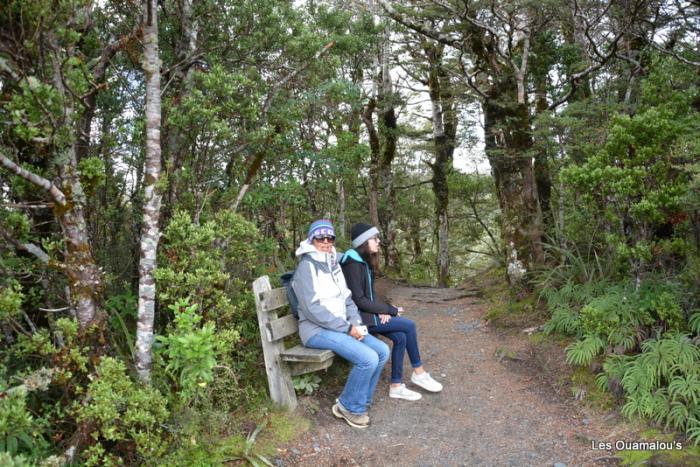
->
xmin=275 ymin=280 xmax=630 ymax=466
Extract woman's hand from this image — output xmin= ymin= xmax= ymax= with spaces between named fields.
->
xmin=379 ymin=313 xmax=391 ymax=324
xmin=349 ymin=325 xmax=364 ymax=340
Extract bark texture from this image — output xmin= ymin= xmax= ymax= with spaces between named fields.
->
xmin=135 ymin=0 xmax=163 ymax=383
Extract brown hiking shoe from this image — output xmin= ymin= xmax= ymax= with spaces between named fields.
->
xmin=332 ymin=402 xmax=369 ymax=428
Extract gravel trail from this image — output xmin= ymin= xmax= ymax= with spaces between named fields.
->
xmin=275 ymin=280 xmax=629 ymax=466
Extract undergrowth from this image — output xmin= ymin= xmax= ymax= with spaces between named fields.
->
xmin=541 ymin=273 xmax=700 ymax=444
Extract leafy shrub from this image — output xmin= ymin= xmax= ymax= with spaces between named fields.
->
xmin=0 ymin=387 xmax=34 ymax=455
xmin=155 ymin=210 xmax=270 ymax=409
xmin=155 ymin=299 xmax=218 ymax=403
xmin=0 ymin=452 xmax=34 ymax=467
xmin=155 ymin=209 xmax=264 ymax=324
xmin=74 ymin=357 xmax=170 ymax=466
xmin=0 ymin=281 xmax=24 ymax=323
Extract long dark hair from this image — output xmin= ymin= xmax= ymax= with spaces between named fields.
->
xmin=357 ymin=241 xmax=380 ymax=274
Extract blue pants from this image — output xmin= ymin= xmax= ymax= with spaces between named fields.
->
xmin=369 ymin=316 xmax=422 ymax=384
xmin=306 ymin=330 xmax=389 ymax=414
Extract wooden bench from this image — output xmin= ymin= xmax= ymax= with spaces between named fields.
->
xmin=253 ymin=275 xmax=335 ymax=410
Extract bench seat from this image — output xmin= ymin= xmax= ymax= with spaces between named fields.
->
xmin=280 ymin=345 xmax=334 ymax=363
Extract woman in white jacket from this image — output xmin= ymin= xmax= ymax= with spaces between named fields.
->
xmin=292 ymin=219 xmax=389 ymax=428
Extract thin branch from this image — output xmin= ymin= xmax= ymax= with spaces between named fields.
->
xmin=645 ymin=39 xmax=700 ymax=67
xmin=0 ymin=153 xmax=66 ymax=206
xmin=467 ymin=191 xmax=500 ymax=252
xmin=0 ymin=224 xmax=50 ymax=264
xmin=0 ymin=202 xmax=54 ymax=209
xmin=394 ymin=179 xmax=433 ymax=190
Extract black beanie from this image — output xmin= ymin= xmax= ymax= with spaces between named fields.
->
xmin=350 ymin=223 xmax=380 ymax=248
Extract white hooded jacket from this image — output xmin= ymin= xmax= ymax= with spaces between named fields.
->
xmin=291 ymin=240 xmax=363 ymax=344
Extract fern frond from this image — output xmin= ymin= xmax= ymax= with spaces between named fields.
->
xmin=566 ymin=335 xmax=604 ymax=366
xmin=622 ymin=396 xmax=642 ymax=419
xmin=686 ymin=418 xmax=700 ymax=446
xmin=650 ymin=389 xmax=670 ymax=425
xmin=595 ymin=372 xmax=610 ymax=391
xmin=689 ymin=313 xmax=700 ymax=335
xmin=545 ymin=307 xmax=580 ymax=335
xmin=668 ymin=374 xmax=700 ymax=405
xmin=667 ymin=401 xmax=689 ymax=430
xmin=622 ymin=359 xmax=654 ymax=394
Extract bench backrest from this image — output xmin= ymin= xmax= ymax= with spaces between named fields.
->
xmin=254 ymin=276 xmax=299 ymax=342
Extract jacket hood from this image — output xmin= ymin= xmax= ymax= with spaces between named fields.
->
xmin=295 ymin=240 xmax=337 ymax=264
xmin=341 ymin=248 xmax=365 ymax=264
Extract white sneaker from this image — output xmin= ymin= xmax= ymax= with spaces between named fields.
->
xmin=411 ymin=371 xmax=443 ymax=392
xmin=389 ymin=384 xmax=422 ymax=401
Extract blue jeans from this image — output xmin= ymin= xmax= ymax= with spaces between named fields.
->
xmin=369 ymin=316 xmax=422 ymax=384
xmin=306 ymin=330 xmax=389 ymax=414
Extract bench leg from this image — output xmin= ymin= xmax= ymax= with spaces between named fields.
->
xmin=266 ymin=360 xmax=297 ymax=410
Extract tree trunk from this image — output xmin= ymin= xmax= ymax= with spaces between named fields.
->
xmin=376 ymin=32 xmax=400 ymax=273
xmin=410 ymin=195 xmax=422 ymax=258
xmin=337 ymin=178 xmax=346 ymax=239
xmin=362 ymin=98 xmax=381 ymax=228
xmin=135 ymin=0 xmax=163 ymax=383
xmin=484 ymin=79 xmax=543 ymax=285
xmin=532 ymin=42 xmax=553 ymax=235
xmin=48 ymin=39 xmax=103 ymax=331
xmin=425 ymin=41 xmax=456 ymax=287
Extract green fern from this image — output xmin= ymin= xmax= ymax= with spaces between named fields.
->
xmin=687 ymin=417 xmax=700 ymax=445
xmin=544 ymin=307 xmax=580 ymax=335
xmin=668 ymin=373 xmax=700 ymax=405
xmin=689 ymin=312 xmax=700 ymax=335
xmin=650 ymin=389 xmax=671 ymax=425
xmin=566 ymin=335 xmax=604 ymax=366
xmin=667 ymin=401 xmax=690 ymax=430
xmin=596 ymin=355 xmax=626 ymax=391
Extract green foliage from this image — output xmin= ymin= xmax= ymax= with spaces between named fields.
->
xmin=0 ymin=452 xmax=35 ymax=467
xmin=77 ymin=156 xmax=106 ymax=197
xmin=155 ymin=210 xmax=262 ymax=323
xmin=292 ymin=374 xmax=321 ymax=396
xmin=0 ymin=388 xmax=34 ymax=455
xmin=559 ymin=56 xmax=699 ymax=278
xmin=75 ymin=357 xmax=170 ymax=465
xmin=226 ymin=422 xmax=274 ymax=467
xmin=104 ymin=290 xmax=138 ymax=360
xmin=565 ymin=335 xmax=605 ymax=366
xmin=154 ymin=210 xmax=270 ymax=409
xmin=545 ymin=277 xmax=687 ymax=366
xmin=0 ymin=281 xmax=24 ymax=322
xmin=155 ymin=299 xmax=217 ymax=403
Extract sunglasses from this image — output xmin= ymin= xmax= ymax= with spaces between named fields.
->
xmin=313 ymin=235 xmax=336 ymax=243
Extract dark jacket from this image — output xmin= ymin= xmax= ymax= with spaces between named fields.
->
xmin=340 ymin=249 xmax=398 ymax=326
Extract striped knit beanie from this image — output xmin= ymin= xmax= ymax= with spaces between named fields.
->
xmin=351 ymin=223 xmax=380 ymax=248
xmin=307 ymin=219 xmax=335 ymax=242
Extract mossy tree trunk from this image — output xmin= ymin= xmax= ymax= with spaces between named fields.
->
xmin=424 ymin=40 xmax=457 ymax=288
xmin=483 ymin=77 xmax=544 ymax=284
xmin=48 ymin=32 xmax=104 ymax=331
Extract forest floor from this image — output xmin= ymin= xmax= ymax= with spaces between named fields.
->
xmin=269 ymin=277 xmax=688 ymax=466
